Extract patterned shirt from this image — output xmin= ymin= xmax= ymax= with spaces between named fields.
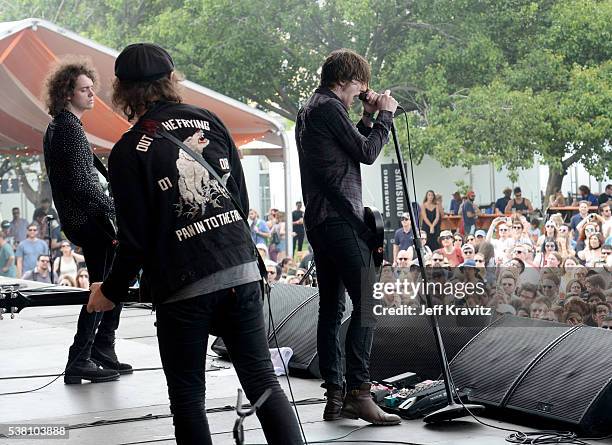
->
xmin=43 ymin=110 xmax=115 ymax=241
xmin=295 ymin=87 xmax=393 ymax=230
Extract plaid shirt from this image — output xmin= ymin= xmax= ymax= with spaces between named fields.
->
xmin=295 ymin=87 xmax=393 ymax=230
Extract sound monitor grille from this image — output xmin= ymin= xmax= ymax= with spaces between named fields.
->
xmin=506 ymin=326 xmax=612 ymax=426
xmin=450 ymin=316 xmax=572 ymax=407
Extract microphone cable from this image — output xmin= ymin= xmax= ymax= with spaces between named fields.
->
xmin=0 ymin=243 xmax=116 ymax=396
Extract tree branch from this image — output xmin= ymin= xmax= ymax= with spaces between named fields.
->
xmin=561 ymin=149 xmax=582 ymax=171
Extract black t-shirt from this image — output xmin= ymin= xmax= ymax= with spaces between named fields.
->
xmin=292 ymin=210 xmax=304 ymax=234
xmin=598 ymin=193 xmax=612 ymax=205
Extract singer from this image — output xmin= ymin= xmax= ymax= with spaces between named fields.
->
xmin=42 ymin=57 xmax=131 ymax=384
xmin=295 ymin=49 xmax=400 ymax=425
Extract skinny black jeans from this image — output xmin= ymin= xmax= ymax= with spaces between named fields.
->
xmin=308 ymin=218 xmax=377 ymax=391
xmin=155 ymin=281 xmax=303 ymax=445
xmin=67 ymin=237 xmax=122 ymax=365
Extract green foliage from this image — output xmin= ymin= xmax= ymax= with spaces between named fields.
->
xmin=1 ymin=0 xmax=610 ymax=192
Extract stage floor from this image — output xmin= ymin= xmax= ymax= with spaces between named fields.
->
xmin=1 ymin=304 xmax=611 ymax=445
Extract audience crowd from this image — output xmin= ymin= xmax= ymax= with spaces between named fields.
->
xmin=2 ymin=184 xmax=611 ymax=329
xmin=381 ymin=184 xmax=612 ymax=329
xmin=0 ymin=201 xmax=89 ymax=288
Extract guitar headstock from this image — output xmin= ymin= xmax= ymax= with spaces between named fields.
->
xmin=0 ymin=285 xmax=30 ymax=319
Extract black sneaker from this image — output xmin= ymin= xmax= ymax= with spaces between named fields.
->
xmin=91 ymin=344 xmax=134 ymax=375
xmin=64 ymin=359 xmax=120 ymax=384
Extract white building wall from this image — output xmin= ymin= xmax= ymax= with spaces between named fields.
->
xmin=194 ymin=139 xmax=610 ymax=220
xmin=362 ymin=151 xmax=544 ymax=213
xmin=240 ymin=155 xmax=262 ymax=214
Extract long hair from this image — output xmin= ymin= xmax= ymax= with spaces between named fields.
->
xmin=320 ymin=49 xmax=371 ymax=89
xmin=423 ymin=190 xmax=436 ymax=204
xmin=112 ymin=72 xmax=184 ymax=121
xmin=43 ymin=56 xmax=98 ymax=117
xmin=477 ymin=241 xmax=495 ymax=265
xmin=541 ymin=237 xmax=559 ymax=253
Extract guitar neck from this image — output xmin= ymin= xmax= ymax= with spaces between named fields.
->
xmin=0 ymin=286 xmax=141 ymax=315
xmin=19 ymin=289 xmax=92 ymax=308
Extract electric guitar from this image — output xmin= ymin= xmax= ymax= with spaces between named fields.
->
xmin=0 ymin=278 xmax=139 ymax=319
xmin=364 ymin=206 xmax=385 ymax=267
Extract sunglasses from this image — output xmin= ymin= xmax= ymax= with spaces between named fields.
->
xmin=441 ymin=236 xmax=452 ymax=240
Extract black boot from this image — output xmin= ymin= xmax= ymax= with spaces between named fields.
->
xmin=64 ymin=359 xmax=120 ymax=384
xmin=323 ymin=385 xmax=344 ymax=421
xmin=91 ymin=342 xmax=133 ymax=375
xmin=340 ymin=383 xmax=401 ymax=425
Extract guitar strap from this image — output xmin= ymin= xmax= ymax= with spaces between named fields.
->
xmin=92 ymin=152 xmax=109 ymax=181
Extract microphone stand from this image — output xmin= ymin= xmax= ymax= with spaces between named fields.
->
xmin=233 ymin=388 xmax=271 ymax=445
xmin=389 ymin=118 xmax=484 ymax=422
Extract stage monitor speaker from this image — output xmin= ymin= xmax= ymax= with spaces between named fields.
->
xmin=211 ymin=284 xmax=352 ymax=377
xmin=449 ymin=315 xmax=612 ymax=435
xmin=369 ymin=314 xmax=491 ymax=382
xmin=213 ymin=283 xmax=491 ymax=381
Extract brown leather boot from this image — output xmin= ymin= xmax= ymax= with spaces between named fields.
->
xmin=340 ymin=383 xmax=401 ymax=425
xmin=323 ymin=387 xmax=344 ymax=421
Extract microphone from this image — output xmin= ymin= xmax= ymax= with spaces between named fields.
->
xmin=359 ymin=90 xmax=405 ymax=116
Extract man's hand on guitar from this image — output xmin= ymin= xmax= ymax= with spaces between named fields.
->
xmin=87 ymin=282 xmax=115 ymax=313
